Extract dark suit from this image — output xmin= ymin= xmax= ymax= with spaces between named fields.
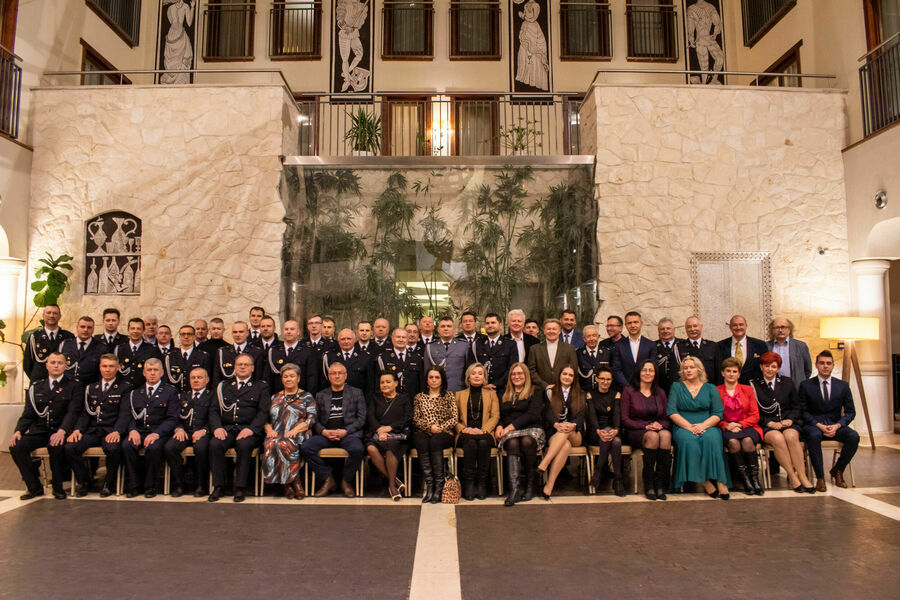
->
xmin=266 ymin=342 xmax=318 ymax=394
xmin=114 ymin=340 xmax=163 ymax=388
xmin=377 ymin=348 xmax=425 ymax=397
xmin=303 ymin=336 xmax=339 ymax=356
xmin=354 ymin=340 xmax=378 ymax=355
xmin=197 ymin=337 xmax=229 ymax=357
xmin=323 ymin=349 xmax=375 ymax=397
xmin=92 ymin=332 xmax=126 ymax=354
xmin=213 ymin=343 xmax=266 ymax=387
xmin=576 ymin=345 xmax=613 ymax=392
xmin=654 ymin=338 xmax=681 ymax=393
xmin=10 ymin=375 xmax=82 ymax=493
xmin=164 ymin=388 xmax=213 ymax=491
xmin=121 ymin=383 xmax=180 ymax=492
xmin=65 ymin=377 xmax=130 ymax=490
xmin=674 ymin=338 xmax=723 ymax=385
xmin=800 ymin=377 xmax=859 ymax=478
xmin=164 ymin=347 xmax=212 ymax=392
xmin=59 ymin=337 xmax=104 ymax=385
xmin=560 ymin=329 xmax=584 ymax=350
xmin=302 ymin=385 xmax=367 ymax=485
xmin=611 ymin=336 xmax=658 ymax=389
xmin=23 ymin=328 xmax=75 ymax=382
xmin=527 ymin=340 xmax=578 ymax=392
xmin=249 ymin=332 xmax=278 ymax=349
xmin=717 ymin=336 xmax=767 ymax=384
xmin=503 ymin=332 xmax=540 ymax=363
xmin=767 ymin=337 xmax=812 ymax=390
xmin=470 ymin=336 xmax=517 ymax=396
xmin=208 ymin=378 xmax=271 ymax=490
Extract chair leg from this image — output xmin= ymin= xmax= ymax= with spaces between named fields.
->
xmin=496 ymin=454 xmax=504 ymax=496
xmin=254 ymin=454 xmax=260 ymax=497
xmin=633 ymin=455 xmax=642 ymax=495
xmin=584 ymin=454 xmax=593 ymax=494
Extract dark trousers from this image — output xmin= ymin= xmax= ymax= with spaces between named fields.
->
xmin=122 ymin=432 xmax=169 ymax=491
xmin=412 ymin=431 xmax=453 ymax=454
xmin=804 ymin=425 xmax=860 ymax=478
xmin=164 ymin=435 xmax=211 ymax=490
xmin=209 ymin=430 xmax=261 ymax=489
xmin=457 ymin=432 xmax=493 ymax=481
xmin=9 ymin=433 xmax=66 ymax=493
xmin=64 ymin=432 xmax=122 ymax=488
xmin=301 ymin=434 xmax=364 ymax=484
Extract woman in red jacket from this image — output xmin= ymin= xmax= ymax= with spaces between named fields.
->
xmin=717 ymin=357 xmax=764 ymax=495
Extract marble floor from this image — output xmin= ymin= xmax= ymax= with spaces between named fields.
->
xmin=1 ymin=440 xmax=899 ymax=600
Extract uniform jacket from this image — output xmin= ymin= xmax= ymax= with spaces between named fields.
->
xmin=377 ymin=348 xmax=425 ymax=397
xmin=213 ymin=343 xmax=266 ymax=387
xmin=674 ymin=338 xmax=723 ymax=385
xmin=92 ymin=331 xmax=126 ymax=354
xmin=575 ymin=344 xmax=613 ymax=392
xmin=24 ymin=328 xmax=75 ymax=382
xmin=16 ymin=375 xmax=82 ymax=435
xmin=114 ymin=340 xmax=163 ymax=388
xmin=176 ymin=388 xmax=213 ymax=435
xmin=59 ymin=337 xmax=105 ymax=385
xmin=75 ymin=377 xmax=131 ymax=435
xmin=424 ymin=338 xmax=473 ymax=392
xmin=470 ymin=336 xmax=517 ymax=395
xmin=164 ymin=347 xmax=212 ymax=392
xmin=210 ymin=378 xmax=271 ymax=435
xmin=323 ymin=349 xmax=375 ymax=397
xmin=125 ymin=383 xmax=179 ymax=436
xmin=267 ymin=342 xmax=318 ymax=394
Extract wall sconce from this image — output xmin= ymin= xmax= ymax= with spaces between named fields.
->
xmin=874 ymin=190 xmax=887 ymax=209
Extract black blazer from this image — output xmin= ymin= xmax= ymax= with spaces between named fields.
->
xmin=175 ymin=388 xmax=213 ymax=435
xmin=750 ymin=376 xmax=803 ymax=429
xmin=498 ymin=389 xmax=543 ymax=430
xmin=24 ymin=328 xmax=75 ymax=382
xmin=210 ymin=378 xmax=271 ymax=435
xmin=93 ymin=332 xmax=126 ymax=354
xmin=674 ymin=338 xmax=723 ymax=385
xmin=16 ymin=375 xmax=82 ymax=435
xmin=717 ymin=336 xmax=767 ymax=384
xmin=470 ymin=336 xmax=517 ymax=394
xmin=75 ymin=377 xmax=131 ymax=435
xmin=323 ymin=349 xmax=375 ymax=397
xmin=366 ymin=392 xmax=411 ymax=439
xmin=164 ymin=347 xmax=212 ymax=392
xmin=213 ymin=344 xmax=266 ymax=387
xmin=611 ymin=336 xmax=658 ymax=389
xmin=266 ymin=342 xmax=319 ymax=395
xmin=124 ymin=383 xmax=179 ymax=436
xmin=502 ymin=332 xmax=540 ymax=363
xmin=376 ymin=349 xmax=425 ymax=398
xmin=114 ymin=340 xmax=163 ymax=388
xmin=586 ymin=389 xmax=621 ymax=432
xmin=575 ymin=345 xmax=613 ymax=392
xmin=654 ymin=339 xmax=681 ymax=393
xmin=800 ymin=377 xmax=855 ymax=428
xmin=59 ymin=337 xmax=105 ymax=385
xmin=313 ymin=385 xmax=367 ymax=438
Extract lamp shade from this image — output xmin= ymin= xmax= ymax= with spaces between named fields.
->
xmin=819 ymin=317 xmax=880 ymax=340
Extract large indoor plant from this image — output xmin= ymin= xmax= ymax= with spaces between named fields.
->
xmin=345 ymin=108 xmax=382 ymax=155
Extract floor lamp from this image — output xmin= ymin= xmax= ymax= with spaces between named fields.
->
xmin=819 ymin=317 xmax=880 ymax=450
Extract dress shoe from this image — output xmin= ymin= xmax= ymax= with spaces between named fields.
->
xmin=341 ymin=480 xmax=355 ymax=498
xmin=19 ymin=489 xmax=43 ymax=500
xmin=208 ymin=486 xmax=224 ymax=502
xmin=291 ymin=479 xmax=306 ymax=499
xmin=315 ymin=476 xmax=336 ymax=497
xmin=830 ymin=467 xmax=848 ymax=488
xmin=804 ymin=486 xmax=817 ymax=494
xmin=793 ymin=485 xmax=805 ymax=494
xmin=613 ymin=478 xmax=626 ymax=497
xmin=475 ymin=479 xmax=487 ymax=501
xmin=144 ymin=488 xmax=157 ymax=499
xmin=52 ymin=488 xmax=67 ymax=500
xmin=463 ymin=480 xmax=476 ymax=501
xmin=193 ymin=487 xmax=208 ymax=498
xmin=815 ymin=478 xmax=827 ymax=492
xmin=99 ymin=487 xmax=113 ymax=498
xmin=126 ymin=489 xmax=140 ymax=498
xmin=283 ymin=484 xmax=295 ymax=499
xmin=170 ymin=486 xmax=184 ymax=498
xmin=233 ymin=488 xmax=246 ymax=503
xmin=75 ymin=484 xmax=90 ymax=498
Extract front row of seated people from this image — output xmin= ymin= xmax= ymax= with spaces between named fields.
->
xmin=9 ymin=346 xmax=859 ymax=503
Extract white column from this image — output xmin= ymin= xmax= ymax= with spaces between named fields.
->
xmin=0 ymin=256 xmax=26 ymax=448
xmin=851 ymin=259 xmax=893 ymax=433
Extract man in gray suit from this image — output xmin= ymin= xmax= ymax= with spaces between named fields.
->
xmin=767 ymin=317 xmax=812 ymax=390
xmin=527 ymin=319 xmax=578 ymax=394
xmin=424 ymin=317 xmax=471 ymax=392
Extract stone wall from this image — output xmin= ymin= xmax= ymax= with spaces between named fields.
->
xmin=28 ymin=85 xmax=298 ymax=330
xmin=580 ymin=85 xmax=851 ymax=351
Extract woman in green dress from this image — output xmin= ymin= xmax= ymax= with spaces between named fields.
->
xmin=667 ymin=356 xmax=731 ymax=500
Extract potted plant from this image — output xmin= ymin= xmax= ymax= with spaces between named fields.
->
xmin=498 ymin=120 xmax=543 ymax=155
xmin=345 ymin=108 xmax=382 ymax=156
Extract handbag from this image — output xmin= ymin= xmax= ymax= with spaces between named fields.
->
xmin=441 ymin=474 xmax=461 ymax=504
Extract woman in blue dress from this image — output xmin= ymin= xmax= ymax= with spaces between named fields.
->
xmin=667 ymin=355 xmax=730 ymax=500
xmin=263 ymin=363 xmax=316 ymax=499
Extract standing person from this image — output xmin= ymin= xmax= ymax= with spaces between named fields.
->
xmin=263 ymin=364 xmax=316 ymax=500
xmin=455 ymin=363 xmax=500 ymax=501
xmin=412 ymin=366 xmax=458 ymax=503
xmin=365 ymin=372 xmax=411 ymax=501
xmin=114 ymin=318 xmax=163 ymax=389
xmin=405 ymin=323 xmax=423 ymax=355
xmin=655 ymin=317 xmax=680 ymax=392
xmin=800 ymin=350 xmax=860 ymax=491
xmin=586 ymin=366 xmax=625 ymax=496
xmin=198 ymin=318 xmax=228 ymax=355
xmin=165 ymin=324 xmax=211 ymax=392
xmin=611 ymin=311 xmax=658 ymax=390
xmin=248 ymin=306 xmax=266 ymax=343
xmin=495 ymin=363 xmax=544 ymax=506
xmin=717 ymin=314 xmax=767 ymax=384
xmin=524 ymin=320 xmax=541 ymax=338
xmin=355 ymin=320 xmax=375 ymax=354
xmin=142 ymin=315 xmax=159 ymax=346
xmin=675 ymin=316 xmax=722 ymax=385
xmin=23 ymin=305 xmax=74 ymax=382
xmin=164 ymin=367 xmax=214 ymax=498
xmin=559 ymin=309 xmax=584 ymax=349
xmin=538 ymin=366 xmax=585 ymax=499
xmin=767 ymin=317 xmax=812 ymax=390
xmin=470 ymin=312 xmax=517 ymax=397
xmin=418 ymin=316 xmax=436 ymax=346
xmin=576 ymin=325 xmax=612 ymax=392
xmin=377 ymin=328 xmax=425 ymax=397
xmin=322 ymin=316 xmax=336 ymax=342
xmin=193 ymin=319 xmax=209 ymax=345
xmin=213 ymin=321 xmax=265 ymax=387
xmin=303 ymin=313 xmax=338 ymax=355
xmin=504 ymin=308 xmax=539 ymax=363
xmin=621 ymin=359 xmax=671 ymax=500
xmin=257 ymin=316 xmax=279 ymax=352
xmin=267 ymin=320 xmax=318 ymax=394
xmin=372 ymin=317 xmax=391 ymax=348
xmin=457 ymin=311 xmax=485 ymax=344
xmin=599 ymin=315 xmax=624 ymax=351
xmin=323 ymin=328 xmax=374 ymax=397
xmin=424 ymin=317 xmax=471 ymax=392
xmin=717 ymin=358 xmax=764 ymax=495
xmin=59 ymin=316 xmax=104 ymax=385
xmin=94 ymin=308 xmax=125 ymax=353
xmin=10 ymin=352 xmax=82 ymax=499
xmin=527 ymin=318 xmax=577 ymax=394
xmin=155 ymin=325 xmax=175 ymax=357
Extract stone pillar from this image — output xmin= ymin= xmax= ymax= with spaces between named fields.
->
xmin=851 ymin=259 xmax=893 ymax=433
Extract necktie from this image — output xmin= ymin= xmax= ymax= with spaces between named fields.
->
xmin=49 ymin=331 xmax=55 ymax=343
xmin=183 ymin=351 xmax=189 ymax=360
xmin=444 ymin=342 xmax=449 ymax=351
xmin=286 ymin=345 xmax=293 ymax=357
xmin=398 ymin=352 xmax=405 ymax=362
xmin=590 ymin=350 xmax=595 ymax=359
xmin=344 ymin=352 xmax=350 ymax=361
xmin=734 ymin=340 xmax=744 ymax=365
xmin=132 ymin=345 xmax=138 ymax=353
xmin=50 ymin=380 xmax=58 ymax=392
xmin=565 ymin=333 xmax=570 ymax=343
xmin=79 ymin=341 xmax=86 ymax=353
xmin=822 ymin=380 xmax=829 ymax=402
xmin=193 ymin=392 xmax=199 ymax=401
xmin=693 ymin=340 xmax=699 ymax=349
xmin=235 ymin=345 xmax=241 ymax=353
xmin=103 ymin=382 xmax=109 ymax=393
xmin=238 ymin=381 xmax=245 ymax=390
xmin=490 ymin=340 xmax=495 ymax=349
xmin=108 ymin=335 xmax=113 ymax=345
xmin=769 ymin=381 xmax=774 ymax=391
xmin=147 ymin=386 xmax=154 ymax=396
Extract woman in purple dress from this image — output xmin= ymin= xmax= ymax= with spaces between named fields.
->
xmin=621 ymin=359 xmax=672 ymax=500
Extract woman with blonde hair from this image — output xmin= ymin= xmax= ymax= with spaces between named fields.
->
xmin=456 ymin=363 xmax=500 ymax=500
xmin=538 ymin=365 xmax=585 ymax=499
xmin=495 ymin=362 xmax=544 ymax=506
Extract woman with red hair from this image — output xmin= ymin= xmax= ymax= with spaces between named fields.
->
xmin=718 ymin=358 xmax=764 ymax=495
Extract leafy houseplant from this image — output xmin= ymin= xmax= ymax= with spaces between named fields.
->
xmin=345 ymin=108 xmax=382 ymax=155
xmin=498 ymin=120 xmax=543 ymax=154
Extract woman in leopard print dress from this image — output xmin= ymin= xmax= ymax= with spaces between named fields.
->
xmin=413 ymin=365 xmax=458 ymax=503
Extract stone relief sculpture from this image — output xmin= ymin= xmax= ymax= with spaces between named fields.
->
xmin=514 ymin=0 xmax=549 ymax=91
xmin=158 ymin=0 xmax=197 ymax=85
xmin=332 ymin=0 xmax=372 ymax=93
xmin=685 ymin=0 xmax=725 ymax=85
xmin=84 ymin=211 xmax=142 ymax=296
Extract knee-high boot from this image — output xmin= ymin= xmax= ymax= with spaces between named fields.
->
xmin=430 ymin=451 xmax=445 ymax=504
xmin=655 ymin=450 xmax=671 ymax=501
xmin=642 ymin=448 xmax=658 ymax=500
xmin=418 ymin=452 xmax=434 ymax=503
xmin=732 ymin=452 xmax=753 ymax=495
xmin=745 ymin=451 xmax=764 ymax=496
xmin=504 ymin=456 xmax=520 ymax=507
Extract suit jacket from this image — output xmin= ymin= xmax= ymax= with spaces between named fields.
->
xmin=470 ymin=336 xmax=517 ymax=395
xmin=454 ymin=388 xmax=500 ymax=440
xmin=323 ymin=349 xmax=375 ymax=397
xmin=16 ymin=375 xmax=82 ymax=435
xmin=611 ymin=336 xmax=659 ymax=389
xmin=124 ymin=383 xmax=179 ymax=436
xmin=197 ymin=338 xmax=229 ymax=357
xmin=376 ymin=348 xmax=425 ymax=397
xmin=502 ymin=332 xmax=540 ymax=363
xmin=175 ymin=388 xmax=213 ymax=435
xmin=59 ymin=337 xmax=105 ymax=385
xmin=249 ymin=332 xmax=279 ymax=349
xmin=24 ymin=328 xmax=75 ymax=382
xmin=209 ymin=378 xmax=271 ymax=435
xmin=456 ymin=332 xmax=488 ymax=345
xmin=92 ymin=331 xmax=126 ymax=354
xmin=718 ymin=336 xmax=768 ymax=384
xmin=424 ymin=338 xmax=472 ymax=392
xmin=313 ymin=385 xmax=367 ymax=438
xmin=303 ymin=336 xmax=339 ymax=356
xmin=575 ymin=345 xmax=613 ymax=392
xmin=366 ymin=392 xmax=411 ymax=438
xmin=527 ymin=340 xmax=578 ymax=392
xmin=354 ymin=340 xmax=378 ymax=355
xmin=267 ymin=342 xmax=318 ymax=394
xmin=213 ymin=343 xmax=266 ymax=387
xmin=766 ymin=337 xmax=812 ymax=390
xmin=114 ymin=340 xmax=163 ymax=388
xmin=560 ymin=329 xmax=584 ymax=350
xmin=164 ymin=347 xmax=212 ymax=392
xmin=674 ymin=338 xmax=723 ymax=385
xmin=75 ymin=377 xmax=131 ymax=435
xmin=800 ymin=377 xmax=855 ymax=428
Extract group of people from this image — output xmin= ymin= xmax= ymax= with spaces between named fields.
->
xmin=9 ymin=304 xmax=860 ymax=505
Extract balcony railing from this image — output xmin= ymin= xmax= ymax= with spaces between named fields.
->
xmin=0 ymin=46 xmax=22 ymax=139
xmin=860 ymin=33 xmax=900 ymax=137
xmin=202 ymin=3 xmax=256 ymax=61
xmin=295 ymin=94 xmax=582 ymax=157
xmin=626 ymin=5 xmax=678 ymax=62
xmin=269 ymin=1 xmax=322 ymax=59
xmin=741 ymin=0 xmax=795 ymax=47
xmin=560 ymin=2 xmax=612 ymax=60
xmin=382 ymin=2 xmax=435 ymax=59
xmin=86 ymin=0 xmax=142 ymax=46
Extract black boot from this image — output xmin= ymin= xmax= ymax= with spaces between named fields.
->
xmin=419 ymin=451 xmax=434 ymax=503
xmin=590 ymin=456 xmax=604 ymax=491
xmin=642 ymin=449 xmax=658 ymax=500
xmin=745 ymin=452 xmax=764 ymax=496
xmin=430 ymin=451 xmax=445 ymax=504
xmin=504 ymin=456 xmax=520 ymax=507
xmin=475 ymin=454 xmax=490 ymax=500
xmin=732 ymin=452 xmax=753 ymax=495
xmin=655 ymin=451 xmax=671 ymax=501
xmin=462 ymin=453 xmax=476 ymax=501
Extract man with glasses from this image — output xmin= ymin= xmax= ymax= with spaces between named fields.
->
xmin=165 ymin=324 xmax=211 ymax=392
xmin=767 ymin=317 xmax=812 ymax=390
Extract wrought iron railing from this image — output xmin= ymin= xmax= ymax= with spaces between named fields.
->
xmin=382 ymin=2 xmax=434 ymax=58
xmin=0 ymin=45 xmax=22 ymax=139
xmin=86 ymin=0 xmax=142 ymax=46
xmin=741 ymin=0 xmax=795 ymax=47
xmin=626 ymin=4 xmax=678 ymax=61
xmin=860 ymin=33 xmax=900 ymax=137
xmin=202 ymin=3 xmax=256 ymax=60
xmin=295 ymin=94 xmax=582 ymax=157
xmin=449 ymin=1 xmax=501 ymax=59
xmin=269 ymin=1 xmax=322 ymax=59
xmin=560 ymin=2 xmax=612 ymax=60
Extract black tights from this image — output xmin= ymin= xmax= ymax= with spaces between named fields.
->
xmin=504 ymin=435 xmax=537 ymax=473
xmin=458 ymin=433 xmax=493 ymax=480
xmin=593 ymin=436 xmax=622 ymax=476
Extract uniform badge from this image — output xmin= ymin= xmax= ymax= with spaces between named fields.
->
xmin=124 ymin=358 xmax=130 ymax=363
xmin=277 ymin=359 xmax=284 ymax=365
xmin=225 ymin=363 xmax=233 ymax=368
xmin=391 ymin=365 xmax=397 ymax=371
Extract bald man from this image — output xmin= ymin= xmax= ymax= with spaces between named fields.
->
xmin=675 ymin=316 xmax=723 ymax=385
xmin=717 ymin=315 xmax=767 ymax=384
xmin=322 ymin=329 xmax=375 ymax=396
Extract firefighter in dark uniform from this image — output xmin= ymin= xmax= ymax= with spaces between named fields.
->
xmin=165 ymin=324 xmax=211 ymax=392
xmin=266 ymin=320 xmax=318 ymax=394
xmin=213 ymin=321 xmax=265 ymax=387
xmin=576 ymin=325 xmax=613 ymax=392
xmin=59 ymin=316 xmax=105 ymax=386
xmin=470 ymin=313 xmax=517 ymax=397
xmin=322 ymin=328 xmax=375 ymax=397
xmin=114 ymin=317 xmax=162 ymax=388
xmin=376 ymin=329 xmax=424 ymax=398
xmin=164 ymin=367 xmax=214 ymax=497
xmin=23 ymin=304 xmax=74 ymax=382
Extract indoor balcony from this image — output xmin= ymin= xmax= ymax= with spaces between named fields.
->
xmin=859 ymin=31 xmax=900 ymax=138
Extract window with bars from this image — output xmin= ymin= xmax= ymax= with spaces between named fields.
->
xmin=270 ymin=1 xmax=321 ymax=59
xmin=86 ymin=0 xmax=142 ymax=47
xmin=382 ymin=1 xmax=434 ymax=59
xmin=454 ymin=97 xmax=497 ymax=156
xmin=450 ymin=1 xmax=500 ymax=59
xmin=203 ymin=0 xmax=256 ymax=60
xmin=560 ymin=1 xmax=612 ymax=60
xmin=741 ymin=0 xmax=796 ymax=47
xmin=383 ymin=97 xmax=431 ymax=156
xmin=626 ymin=0 xmax=678 ymax=61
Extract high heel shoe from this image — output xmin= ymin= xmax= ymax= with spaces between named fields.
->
xmin=793 ymin=484 xmax=805 ymax=494
xmin=719 ymin=492 xmax=730 ymax=501
xmin=705 ymin=488 xmax=719 ymax=499
xmin=541 ymin=485 xmax=552 ymax=501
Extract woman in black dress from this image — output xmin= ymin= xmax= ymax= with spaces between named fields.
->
xmin=538 ymin=366 xmax=585 ymax=499
xmin=494 ymin=362 xmax=544 ymax=506
xmin=586 ymin=366 xmax=625 ymax=496
xmin=366 ymin=372 xmax=411 ymax=501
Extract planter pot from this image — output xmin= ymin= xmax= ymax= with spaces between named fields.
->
xmin=511 ymin=149 xmax=528 ymax=156
xmin=351 ymin=150 xmax=374 ymax=156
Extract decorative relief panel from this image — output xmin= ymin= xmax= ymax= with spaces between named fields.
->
xmin=691 ymin=252 xmax=772 ymax=341
xmin=84 ymin=211 xmax=142 ymax=296
xmin=156 ymin=0 xmax=198 ymax=84
xmin=510 ymin=0 xmax=552 ymax=92
xmin=331 ymin=0 xmax=373 ymax=94
xmin=683 ymin=0 xmax=725 ymax=85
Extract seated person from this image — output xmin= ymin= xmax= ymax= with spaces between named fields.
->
xmin=301 ymin=362 xmax=366 ymax=498
xmin=412 ymin=366 xmax=458 ymax=503
xmin=586 ymin=366 xmax=625 ymax=497
xmin=538 ymin=366 xmax=585 ymax=500
xmin=163 ymin=367 xmax=214 ymax=498
xmin=621 ymin=359 xmax=671 ymax=500
xmin=10 ymin=352 xmax=82 ymax=500
xmin=263 ymin=364 xmax=316 ymax=500
xmin=65 ymin=353 xmax=130 ymax=497
xmin=800 ymin=350 xmax=860 ymax=491
xmin=365 ymin=372 xmax=411 ymax=501
xmin=495 ymin=362 xmax=544 ymax=506
xmin=717 ymin=358 xmax=764 ymax=496
xmin=455 ymin=363 xmax=500 ymax=501
xmin=750 ymin=352 xmax=815 ymax=493
xmin=121 ymin=359 xmax=179 ymax=498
